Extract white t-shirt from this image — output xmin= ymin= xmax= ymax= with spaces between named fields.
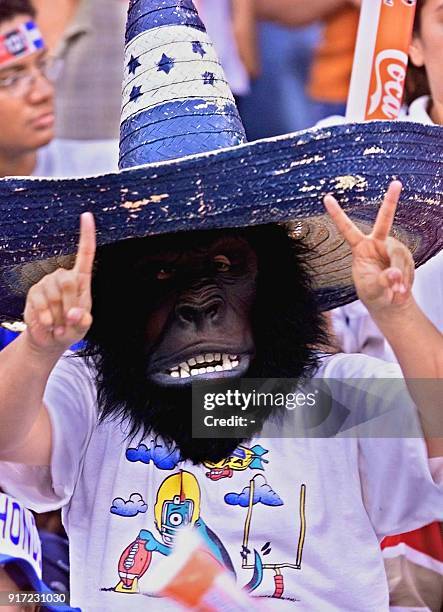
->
xmin=1 ymin=353 xmax=442 ymax=612
xmin=330 ymin=96 xmax=443 ymax=361
xmin=34 ymin=138 xmax=119 ymax=178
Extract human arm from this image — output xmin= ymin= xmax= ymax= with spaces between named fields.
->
xmin=254 ymin=0 xmax=360 ymax=27
xmin=370 ymin=291 xmax=443 ymax=459
xmin=231 ymin=0 xmax=260 ymax=79
xmin=0 ymin=213 xmax=95 ymax=466
xmin=324 ymin=181 xmax=443 ymax=457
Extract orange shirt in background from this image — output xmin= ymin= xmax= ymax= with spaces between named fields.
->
xmin=308 ymin=6 xmax=359 ymax=104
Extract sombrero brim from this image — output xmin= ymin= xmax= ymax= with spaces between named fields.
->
xmin=0 ymin=120 xmax=442 ymax=320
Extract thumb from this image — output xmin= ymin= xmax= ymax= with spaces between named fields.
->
xmin=66 ymin=307 xmax=93 ymax=334
xmin=386 ymin=238 xmax=415 ymax=293
xmin=379 ymin=267 xmax=406 ymax=294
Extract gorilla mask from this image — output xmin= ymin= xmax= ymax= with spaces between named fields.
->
xmin=82 ymin=224 xmax=327 ymax=463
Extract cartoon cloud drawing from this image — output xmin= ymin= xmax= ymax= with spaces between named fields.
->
xmin=226 ymin=474 xmax=307 ymax=599
xmin=110 ymin=493 xmax=148 ymax=517
xmin=126 ymin=436 xmax=182 ymax=470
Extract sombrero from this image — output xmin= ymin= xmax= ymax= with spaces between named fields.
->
xmin=0 ymin=0 xmax=442 ymax=323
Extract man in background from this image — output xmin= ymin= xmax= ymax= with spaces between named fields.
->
xmin=0 ymin=0 xmax=118 ymax=348
xmin=0 ymin=0 xmax=56 ymax=178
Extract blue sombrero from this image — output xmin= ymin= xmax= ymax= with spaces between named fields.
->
xmin=0 ymin=0 xmax=442 ymax=322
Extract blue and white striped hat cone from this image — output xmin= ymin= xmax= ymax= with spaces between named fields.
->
xmin=119 ymin=0 xmax=246 ymax=168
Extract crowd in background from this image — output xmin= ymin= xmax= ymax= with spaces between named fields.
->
xmin=0 ymin=0 xmax=442 ymax=610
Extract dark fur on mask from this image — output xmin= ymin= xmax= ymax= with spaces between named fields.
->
xmin=78 ymin=224 xmax=328 ymax=463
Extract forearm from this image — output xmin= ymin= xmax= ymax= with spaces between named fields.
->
xmin=254 ymin=0 xmax=349 ymax=26
xmin=0 ymin=331 xmax=61 ymax=456
xmin=231 ymin=0 xmax=261 ymax=79
xmin=372 ymin=299 xmax=443 ymax=457
xmin=373 ymin=299 xmax=443 ymax=379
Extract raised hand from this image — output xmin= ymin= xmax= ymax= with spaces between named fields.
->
xmin=23 ymin=213 xmax=96 ymax=353
xmin=324 ymin=181 xmax=415 ymax=313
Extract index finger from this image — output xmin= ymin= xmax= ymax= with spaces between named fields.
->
xmin=372 ymin=180 xmax=402 ymax=240
xmin=323 ymin=194 xmax=365 ymax=248
xmin=74 ymin=212 xmax=96 ymax=275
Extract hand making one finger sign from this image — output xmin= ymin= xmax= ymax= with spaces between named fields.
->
xmin=24 ymin=212 xmax=96 ymax=352
xmin=324 ymin=181 xmax=415 ymax=313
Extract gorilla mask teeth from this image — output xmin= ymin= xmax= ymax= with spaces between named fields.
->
xmin=167 ymin=353 xmax=240 ymax=377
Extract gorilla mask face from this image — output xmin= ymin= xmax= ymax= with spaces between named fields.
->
xmin=140 ymin=233 xmax=258 ymax=387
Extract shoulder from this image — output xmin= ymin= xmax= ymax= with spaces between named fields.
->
xmin=403 ymin=96 xmax=433 ymax=124
xmin=45 ymin=352 xmax=97 ymax=407
xmin=47 ymin=139 xmax=119 ymax=177
xmin=415 ymin=250 xmax=443 ymax=284
xmin=34 ymin=141 xmax=57 ymax=177
xmin=51 ymin=350 xmax=94 ymax=378
xmin=315 ymin=352 xmax=402 ymax=379
xmin=313 ymin=354 xmax=420 ymax=437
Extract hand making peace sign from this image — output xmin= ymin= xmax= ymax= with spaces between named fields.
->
xmin=324 ymin=181 xmax=415 ymax=313
xmin=24 ymin=213 xmax=96 ymax=352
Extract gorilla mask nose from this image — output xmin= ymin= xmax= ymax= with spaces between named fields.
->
xmin=176 ymin=295 xmax=225 ymax=326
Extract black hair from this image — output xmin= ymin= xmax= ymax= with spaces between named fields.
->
xmin=0 ymin=0 xmax=36 ymax=24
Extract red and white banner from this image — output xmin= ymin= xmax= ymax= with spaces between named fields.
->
xmin=346 ymin=0 xmax=417 ymax=122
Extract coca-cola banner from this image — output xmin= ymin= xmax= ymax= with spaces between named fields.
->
xmin=346 ymin=0 xmax=417 ymax=122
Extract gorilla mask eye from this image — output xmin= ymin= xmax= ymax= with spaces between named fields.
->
xmin=213 ymin=255 xmax=231 ymax=273
xmin=156 ymin=266 xmax=176 ymax=281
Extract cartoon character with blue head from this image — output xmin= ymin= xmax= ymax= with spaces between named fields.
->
xmin=156 ymin=472 xmax=196 ymax=548
xmin=114 ymin=470 xmax=235 ymax=593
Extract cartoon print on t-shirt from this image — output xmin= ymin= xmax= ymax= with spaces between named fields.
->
xmin=203 ymin=444 xmax=269 ymax=481
xmin=125 ymin=436 xmax=182 ymax=470
xmin=110 ymin=493 xmax=148 ymax=517
xmin=112 ymin=470 xmax=236 ymax=594
xmin=225 ymin=474 xmax=306 ymax=599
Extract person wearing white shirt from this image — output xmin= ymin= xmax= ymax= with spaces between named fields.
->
xmin=332 ymin=0 xmax=443 ymax=362
xmin=0 ymin=1 xmax=117 ymax=349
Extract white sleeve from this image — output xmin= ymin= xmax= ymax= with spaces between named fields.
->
xmin=413 ymin=252 xmax=443 ymax=331
xmin=358 ymin=436 xmax=443 ymax=539
xmin=0 ymin=354 xmax=97 ymax=512
xmin=331 ymin=301 xmax=396 ymax=361
xmin=332 ymin=255 xmax=443 ymax=363
xmin=322 ymin=354 xmax=443 ymax=538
